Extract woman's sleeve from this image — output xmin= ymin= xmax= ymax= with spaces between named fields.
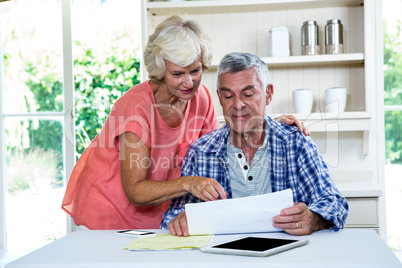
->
xmin=112 ymin=100 xmax=152 ymax=151
xmin=201 ymin=85 xmax=218 ymax=136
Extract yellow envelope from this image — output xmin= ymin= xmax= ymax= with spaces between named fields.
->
xmin=124 ymin=233 xmax=212 ymax=250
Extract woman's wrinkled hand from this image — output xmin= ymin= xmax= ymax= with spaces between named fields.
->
xmin=182 ymin=176 xmax=228 ymax=202
xmin=275 ymin=114 xmax=310 ymax=136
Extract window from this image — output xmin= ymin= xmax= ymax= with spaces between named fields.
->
xmin=0 ymin=0 xmax=141 ymax=252
xmin=71 ymin=0 xmax=141 ymax=158
xmin=1 ymin=0 xmax=66 ymax=250
xmin=383 ymin=0 xmax=402 ymax=254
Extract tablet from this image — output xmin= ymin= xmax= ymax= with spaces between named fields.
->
xmin=200 ymin=236 xmax=309 ymax=257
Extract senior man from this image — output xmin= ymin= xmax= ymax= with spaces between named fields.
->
xmin=160 ymin=52 xmax=348 ymax=237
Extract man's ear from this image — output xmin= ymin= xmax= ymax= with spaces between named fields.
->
xmin=266 ymin=84 xmax=274 ymax=105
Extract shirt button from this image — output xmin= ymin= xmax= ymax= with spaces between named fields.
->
xmin=243 ymin=165 xmax=248 ymax=170
xmin=248 ymin=176 xmax=253 ymax=181
xmin=238 ymin=154 xmax=242 ymax=158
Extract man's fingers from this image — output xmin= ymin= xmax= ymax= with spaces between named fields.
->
xmin=280 ymin=203 xmax=305 ymax=216
xmin=168 ymin=222 xmax=177 ymax=236
xmin=168 ymin=212 xmax=189 ymax=237
xmin=178 ymin=215 xmax=189 ymax=237
xmin=273 ymin=215 xmax=297 ymax=223
xmin=273 ymin=220 xmax=299 ymax=229
xmin=273 ymin=203 xmax=316 ymax=236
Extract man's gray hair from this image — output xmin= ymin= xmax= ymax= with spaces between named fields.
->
xmin=217 ymin=52 xmax=270 ymax=92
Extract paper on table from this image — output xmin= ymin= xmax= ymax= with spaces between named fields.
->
xmin=124 ymin=233 xmax=212 ymax=251
xmin=185 ymin=189 xmax=294 ymax=235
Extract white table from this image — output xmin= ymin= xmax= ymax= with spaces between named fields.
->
xmin=6 ymin=229 xmax=401 ymax=268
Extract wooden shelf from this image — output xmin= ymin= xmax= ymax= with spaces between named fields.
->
xmin=217 ymin=113 xmax=371 ymax=154
xmin=289 ymin=111 xmax=370 ymax=120
xmin=262 ymin=53 xmax=364 ymax=67
xmin=218 ymin=112 xmax=371 ymax=132
xmin=209 ymin=53 xmax=364 ymax=69
xmin=147 ymin=0 xmax=364 ymax=15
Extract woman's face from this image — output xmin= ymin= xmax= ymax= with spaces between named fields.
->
xmin=163 ymin=59 xmax=203 ymax=101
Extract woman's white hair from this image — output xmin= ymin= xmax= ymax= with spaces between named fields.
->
xmin=143 ymin=15 xmax=212 ymax=83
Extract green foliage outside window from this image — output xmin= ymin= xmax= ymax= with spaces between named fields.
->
xmin=73 ymin=40 xmax=141 ymax=156
xmin=384 ymin=23 xmax=402 ymax=164
xmin=21 ymin=37 xmax=141 ymax=185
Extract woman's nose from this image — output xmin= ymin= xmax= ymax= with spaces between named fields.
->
xmin=182 ymin=74 xmax=194 ymax=88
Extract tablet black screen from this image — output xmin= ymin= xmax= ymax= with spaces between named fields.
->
xmin=212 ymin=237 xmax=298 ymax=252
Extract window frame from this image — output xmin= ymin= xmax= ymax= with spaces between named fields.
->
xmin=0 ymin=0 xmax=76 ymax=250
xmin=0 ymin=2 xmax=6 ymax=250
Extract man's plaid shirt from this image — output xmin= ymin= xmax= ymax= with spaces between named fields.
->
xmin=160 ymin=115 xmax=348 ymax=231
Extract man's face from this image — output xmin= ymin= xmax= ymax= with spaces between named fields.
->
xmin=218 ymin=68 xmax=273 ymax=135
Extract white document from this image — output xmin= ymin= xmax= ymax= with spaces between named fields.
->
xmin=185 ymin=189 xmax=294 ymax=235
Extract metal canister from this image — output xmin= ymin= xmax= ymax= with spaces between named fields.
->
xmin=301 ymin=20 xmax=320 ymax=55
xmin=325 ymin=19 xmax=343 ymax=54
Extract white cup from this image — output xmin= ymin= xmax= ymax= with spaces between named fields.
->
xmin=292 ymin=89 xmax=313 ymax=114
xmin=325 ymin=87 xmax=347 ymax=113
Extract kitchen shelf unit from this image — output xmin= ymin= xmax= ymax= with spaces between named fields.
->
xmin=141 ymin=0 xmax=386 ymax=240
xmin=142 ymin=0 xmax=370 ymax=120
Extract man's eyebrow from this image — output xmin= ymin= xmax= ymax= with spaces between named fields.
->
xmin=242 ymin=85 xmax=255 ymax=91
xmin=219 ymin=85 xmax=255 ymax=92
xmin=219 ymin=87 xmax=232 ymax=92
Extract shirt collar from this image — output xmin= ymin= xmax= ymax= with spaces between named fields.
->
xmin=197 ymin=114 xmax=295 ymax=157
xmin=226 ymin=127 xmax=269 ymax=152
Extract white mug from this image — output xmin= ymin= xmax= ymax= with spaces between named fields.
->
xmin=325 ymin=87 xmax=347 ymax=113
xmin=292 ymin=89 xmax=313 ymax=114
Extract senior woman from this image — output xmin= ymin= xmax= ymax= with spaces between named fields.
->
xmin=62 ymin=15 xmax=308 ymax=230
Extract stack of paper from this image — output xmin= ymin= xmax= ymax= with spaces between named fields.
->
xmin=185 ymin=189 xmax=294 ymax=235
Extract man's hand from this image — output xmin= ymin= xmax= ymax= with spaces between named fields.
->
xmin=272 ymin=202 xmax=332 ymax=235
xmin=168 ymin=211 xmax=189 ymax=237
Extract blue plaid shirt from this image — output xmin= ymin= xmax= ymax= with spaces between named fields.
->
xmin=160 ymin=115 xmax=348 ymax=231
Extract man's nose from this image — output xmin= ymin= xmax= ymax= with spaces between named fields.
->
xmin=233 ymin=97 xmax=245 ymax=109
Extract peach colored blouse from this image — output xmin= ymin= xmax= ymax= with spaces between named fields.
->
xmin=62 ymin=81 xmax=217 ymax=229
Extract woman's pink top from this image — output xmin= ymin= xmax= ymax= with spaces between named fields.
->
xmin=62 ymin=81 xmax=217 ymax=229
